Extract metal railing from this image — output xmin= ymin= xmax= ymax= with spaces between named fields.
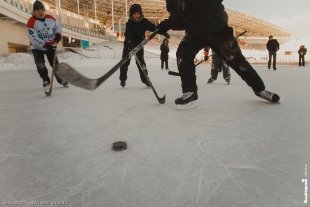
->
xmin=1 ymin=0 xmax=111 ymax=40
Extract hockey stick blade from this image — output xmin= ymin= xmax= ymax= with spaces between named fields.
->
xmin=55 ymin=62 xmax=98 ymax=90
xmin=55 ymin=29 xmax=160 ymax=90
xmin=168 ymin=71 xmax=180 ymax=76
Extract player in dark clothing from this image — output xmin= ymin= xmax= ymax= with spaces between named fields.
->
xmin=160 ymin=38 xmax=170 ymax=70
xmin=266 ymin=35 xmax=280 ymax=70
xmin=298 ymin=45 xmax=307 ymax=66
xmin=205 ymin=47 xmax=231 ymax=84
xmin=119 ymin=4 xmax=169 ymax=87
xmin=157 ymin=0 xmax=279 ymax=109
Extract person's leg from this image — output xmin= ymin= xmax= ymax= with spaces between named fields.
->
xmin=165 ymin=60 xmax=168 ymax=69
xmin=161 ymin=60 xmax=164 ymax=69
xmin=45 ymin=49 xmax=67 ymax=85
xmin=272 ymin=52 xmax=277 ymax=70
xmin=174 ymin=35 xmax=203 ymax=106
xmin=211 ymin=53 xmax=219 ymax=80
xmin=299 ymin=55 xmax=302 ymax=66
xmin=221 ymin=58 xmax=230 ymax=82
xmin=268 ymin=52 xmax=272 ymax=69
xmin=32 ymin=50 xmax=50 ymax=84
xmin=176 ymin=34 xmax=203 ymax=94
xmin=302 ymin=56 xmax=305 ymax=66
xmin=210 ymin=26 xmax=265 ymax=92
xmin=210 ymin=26 xmax=279 ymax=102
xmin=135 ymin=48 xmax=149 ymax=85
xmin=119 ymin=46 xmax=131 ymax=86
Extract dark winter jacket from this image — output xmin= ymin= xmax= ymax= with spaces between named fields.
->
xmin=266 ymin=39 xmax=280 ymax=52
xmin=298 ymin=47 xmax=307 ymax=56
xmin=165 ymin=0 xmax=228 ymax=36
xmin=160 ymin=43 xmax=169 ymax=61
xmin=124 ymin=18 xmax=156 ymax=47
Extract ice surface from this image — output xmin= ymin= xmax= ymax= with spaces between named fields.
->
xmin=0 ymin=42 xmax=309 ymax=207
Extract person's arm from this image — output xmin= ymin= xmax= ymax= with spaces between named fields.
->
xmin=276 ymin=40 xmax=280 ymax=51
xmin=54 ymin=22 xmax=61 ymax=43
xmin=45 ymin=14 xmax=61 ymax=37
xmin=26 ymin=17 xmax=46 ymax=48
xmin=124 ymin=21 xmax=134 ymax=48
xmin=144 ymin=18 xmax=157 ymax=32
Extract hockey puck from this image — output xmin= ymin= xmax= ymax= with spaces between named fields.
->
xmin=112 ymin=141 xmax=127 ymax=151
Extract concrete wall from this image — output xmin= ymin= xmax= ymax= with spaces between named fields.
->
xmin=0 ymin=19 xmax=29 ymax=56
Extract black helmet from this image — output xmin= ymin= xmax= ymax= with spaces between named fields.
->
xmin=33 ymin=0 xmax=45 ymax=11
xmin=129 ymin=4 xmax=143 ymax=17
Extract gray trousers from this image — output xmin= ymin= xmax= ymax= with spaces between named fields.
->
xmin=210 ymin=52 xmax=230 ymax=80
xmin=268 ymin=52 xmax=277 ymax=69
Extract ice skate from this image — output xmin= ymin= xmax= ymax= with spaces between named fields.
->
xmin=120 ymin=80 xmax=126 ymax=88
xmin=175 ymin=92 xmax=198 ymax=110
xmin=207 ymin=78 xmax=214 ymax=84
xmin=255 ymin=90 xmax=280 ymax=103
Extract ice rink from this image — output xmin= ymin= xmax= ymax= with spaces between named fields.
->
xmin=0 ymin=48 xmax=309 ymax=207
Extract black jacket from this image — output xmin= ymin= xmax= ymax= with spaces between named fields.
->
xmin=166 ymin=0 xmax=228 ymax=36
xmin=266 ymin=39 xmax=280 ymax=52
xmin=124 ymin=18 xmax=156 ymax=47
xmin=160 ymin=44 xmax=169 ymax=60
xmin=298 ymin=47 xmax=307 ymax=56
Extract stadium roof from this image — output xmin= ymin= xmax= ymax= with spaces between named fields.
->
xmin=41 ymin=0 xmax=291 ymax=38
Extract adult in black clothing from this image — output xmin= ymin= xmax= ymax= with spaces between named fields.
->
xmin=298 ymin=45 xmax=307 ymax=66
xmin=157 ymin=0 xmax=280 ymax=108
xmin=119 ymin=4 xmax=169 ymax=87
xmin=266 ymin=35 xmax=280 ymax=70
xmin=160 ymin=38 xmax=170 ymax=70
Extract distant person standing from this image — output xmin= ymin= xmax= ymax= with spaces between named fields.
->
xmin=266 ymin=35 xmax=280 ymax=70
xmin=298 ymin=45 xmax=307 ymax=66
xmin=160 ymin=38 xmax=170 ymax=70
xmin=206 ymin=47 xmax=231 ymax=84
xmin=27 ymin=0 xmax=68 ymax=91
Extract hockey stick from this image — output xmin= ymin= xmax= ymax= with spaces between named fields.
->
xmin=55 ymin=29 xmax=160 ymax=90
xmin=168 ymin=30 xmax=247 ymax=77
xmin=168 ymin=55 xmax=211 ymax=76
xmin=65 ymin=47 xmax=91 ymax=58
xmin=45 ymin=44 xmax=58 ymax=96
xmin=135 ymin=55 xmax=166 ymax=104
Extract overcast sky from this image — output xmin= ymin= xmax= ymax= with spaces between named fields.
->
xmin=224 ymin=0 xmax=310 ymax=35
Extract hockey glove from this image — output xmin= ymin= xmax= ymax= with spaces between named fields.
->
xmin=54 ymin=33 xmax=62 ymax=43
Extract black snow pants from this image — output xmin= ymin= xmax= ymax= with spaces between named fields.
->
xmin=210 ymin=52 xmax=230 ymax=80
xmin=32 ymin=49 xmax=63 ymax=84
xmin=176 ymin=26 xmax=265 ymax=93
xmin=119 ymin=44 xmax=148 ymax=83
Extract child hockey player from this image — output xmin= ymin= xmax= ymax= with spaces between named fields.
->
xmin=119 ymin=4 xmax=169 ymax=87
xmin=27 ymin=0 xmax=68 ymax=92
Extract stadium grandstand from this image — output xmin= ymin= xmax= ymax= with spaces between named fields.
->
xmin=0 ymin=0 xmax=291 ymax=56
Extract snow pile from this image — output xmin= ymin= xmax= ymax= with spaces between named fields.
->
xmin=0 ymin=53 xmax=35 ymax=71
